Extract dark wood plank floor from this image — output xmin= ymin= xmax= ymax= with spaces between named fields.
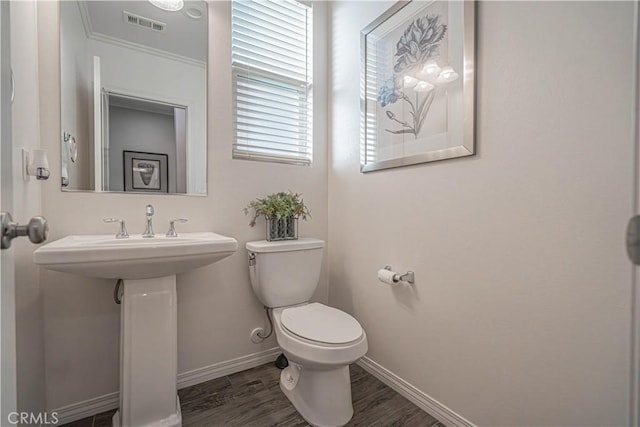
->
xmin=62 ymin=362 xmax=443 ymax=427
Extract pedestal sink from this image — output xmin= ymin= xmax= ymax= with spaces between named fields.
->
xmin=34 ymin=232 xmax=238 ymax=427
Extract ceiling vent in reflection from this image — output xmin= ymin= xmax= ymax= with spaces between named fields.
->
xmin=123 ymin=11 xmax=167 ymax=32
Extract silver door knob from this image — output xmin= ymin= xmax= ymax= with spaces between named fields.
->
xmin=1 ymin=212 xmax=48 ymax=249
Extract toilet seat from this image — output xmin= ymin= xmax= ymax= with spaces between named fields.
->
xmin=281 ymin=303 xmax=363 ymax=345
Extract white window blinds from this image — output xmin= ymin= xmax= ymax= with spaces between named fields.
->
xmin=232 ymin=0 xmax=313 ymax=165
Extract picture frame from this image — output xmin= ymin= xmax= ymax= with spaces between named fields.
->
xmin=123 ymin=151 xmax=169 ymax=193
xmin=360 ymin=0 xmax=476 ymax=173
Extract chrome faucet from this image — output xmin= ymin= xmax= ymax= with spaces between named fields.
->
xmin=142 ymin=204 xmax=155 ymax=238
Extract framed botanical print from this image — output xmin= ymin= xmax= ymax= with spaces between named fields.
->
xmin=361 ymin=0 xmax=476 ymax=172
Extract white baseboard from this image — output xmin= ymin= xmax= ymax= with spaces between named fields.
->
xmin=53 ymin=347 xmax=280 ymax=425
xmin=357 ymin=356 xmax=475 ymax=427
xmin=177 ymin=347 xmax=280 ymax=389
xmin=52 ymin=392 xmax=119 ymax=426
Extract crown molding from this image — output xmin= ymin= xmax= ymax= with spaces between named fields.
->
xmin=75 ymin=1 xmax=206 ymax=69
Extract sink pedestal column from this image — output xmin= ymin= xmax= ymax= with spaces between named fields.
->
xmin=112 ymin=275 xmax=181 ymax=427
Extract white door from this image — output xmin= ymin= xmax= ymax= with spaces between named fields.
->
xmin=0 ymin=0 xmax=17 ymax=422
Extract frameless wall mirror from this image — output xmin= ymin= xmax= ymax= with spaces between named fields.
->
xmin=60 ymin=0 xmax=208 ymax=195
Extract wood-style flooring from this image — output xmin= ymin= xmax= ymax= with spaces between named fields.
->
xmin=62 ymin=362 xmax=443 ymax=427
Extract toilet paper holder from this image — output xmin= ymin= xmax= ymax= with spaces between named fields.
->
xmin=383 ymin=266 xmax=415 ymax=284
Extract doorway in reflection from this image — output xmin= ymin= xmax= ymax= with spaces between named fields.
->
xmin=103 ymin=93 xmax=187 ymax=193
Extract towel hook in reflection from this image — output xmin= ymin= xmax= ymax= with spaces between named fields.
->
xmin=63 ymin=132 xmax=78 ymax=163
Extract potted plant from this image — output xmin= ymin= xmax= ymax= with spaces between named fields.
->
xmin=244 ymin=191 xmax=311 ymax=241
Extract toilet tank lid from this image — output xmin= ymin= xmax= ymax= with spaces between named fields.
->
xmin=246 ymin=238 xmax=325 ymax=253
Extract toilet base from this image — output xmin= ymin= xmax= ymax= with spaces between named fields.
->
xmin=280 ymin=362 xmax=353 ymax=427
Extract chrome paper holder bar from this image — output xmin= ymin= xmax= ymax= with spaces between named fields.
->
xmin=384 ymin=266 xmax=415 ymax=284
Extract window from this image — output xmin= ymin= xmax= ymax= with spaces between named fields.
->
xmin=231 ymin=0 xmax=313 ymax=165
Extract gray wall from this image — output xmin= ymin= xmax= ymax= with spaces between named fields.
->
xmin=328 ymin=1 xmax=635 ymax=425
xmin=108 ymin=106 xmax=177 ymax=193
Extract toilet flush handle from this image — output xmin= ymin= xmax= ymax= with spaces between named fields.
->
xmin=249 ymin=252 xmax=256 ymax=266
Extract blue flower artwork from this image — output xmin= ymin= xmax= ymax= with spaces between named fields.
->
xmin=376 ymin=12 xmax=457 ymax=139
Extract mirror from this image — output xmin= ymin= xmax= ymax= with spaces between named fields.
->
xmin=60 ymin=0 xmax=208 ymax=195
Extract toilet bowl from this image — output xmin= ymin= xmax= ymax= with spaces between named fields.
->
xmin=246 ymin=238 xmax=368 ymax=426
xmin=273 ymin=303 xmax=368 ymax=427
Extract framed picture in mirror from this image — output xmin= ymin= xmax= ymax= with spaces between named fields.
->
xmin=124 ymin=151 xmax=168 ymax=193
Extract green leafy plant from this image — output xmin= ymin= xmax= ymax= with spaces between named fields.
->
xmin=244 ymin=191 xmax=311 ymax=227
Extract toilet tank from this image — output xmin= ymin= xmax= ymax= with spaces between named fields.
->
xmin=246 ymin=238 xmax=324 ymax=308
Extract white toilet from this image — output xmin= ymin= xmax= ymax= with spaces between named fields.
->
xmin=246 ymin=238 xmax=368 ymax=427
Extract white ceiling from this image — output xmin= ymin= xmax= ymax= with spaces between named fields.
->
xmin=82 ymin=0 xmax=208 ymax=62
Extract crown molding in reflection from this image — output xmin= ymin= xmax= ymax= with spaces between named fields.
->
xmin=76 ymin=1 xmax=206 ymax=69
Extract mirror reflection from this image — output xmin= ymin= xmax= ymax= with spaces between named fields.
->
xmin=60 ymin=0 xmax=208 ymax=195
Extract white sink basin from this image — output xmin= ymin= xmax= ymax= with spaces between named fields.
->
xmin=33 ymin=232 xmax=238 ymax=279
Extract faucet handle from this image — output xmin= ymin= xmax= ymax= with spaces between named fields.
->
xmin=103 ymin=218 xmax=129 ymax=239
xmin=166 ymin=218 xmax=188 ymax=238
